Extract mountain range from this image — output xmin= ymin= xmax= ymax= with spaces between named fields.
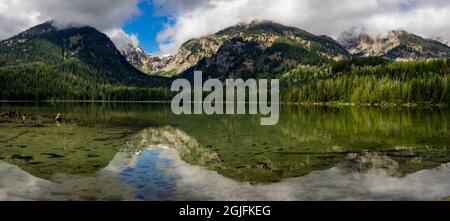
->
xmin=120 ymin=20 xmax=450 ymax=77
xmin=1 ymin=20 xmax=450 ymax=102
xmin=122 ymin=20 xmax=351 ymax=77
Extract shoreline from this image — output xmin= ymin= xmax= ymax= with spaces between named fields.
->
xmin=1 ymin=100 xmax=449 ymax=108
xmin=0 ymin=100 xmax=172 ymax=104
xmin=292 ymin=102 xmax=450 ymax=108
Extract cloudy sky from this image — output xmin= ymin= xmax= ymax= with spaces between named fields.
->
xmin=1 ymin=0 xmax=450 ymax=55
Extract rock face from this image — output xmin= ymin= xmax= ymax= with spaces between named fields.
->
xmin=339 ymin=30 xmax=450 ymax=60
xmin=119 ymin=34 xmax=227 ymax=76
xmin=157 ymin=36 xmax=226 ymax=76
xmin=124 ymin=20 xmax=350 ymax=77
xmin=118 ymin=43 xmax=174 ymax=76
xmin=175 ymin=21 xmax=351 ymax=81
xmin=120 ymin=43 xmax=149 ymax=72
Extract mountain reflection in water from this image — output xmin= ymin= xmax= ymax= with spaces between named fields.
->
xmin=1 ymin=103 xmax=450 ymax=200
xmin=1 ymin=145 xmax=449 ymax=201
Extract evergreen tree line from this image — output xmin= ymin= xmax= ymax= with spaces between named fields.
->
xmin=1 ymin=53 xmax=450 ymax=104
xmin=0 ymin=61 xmax=174 ymax=101
xmin=281 ymin=58 xmax=450 ymax=104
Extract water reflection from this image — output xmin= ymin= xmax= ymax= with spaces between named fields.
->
xmin=113 ymin=148 xmax=178 ymax=200
xmin=1 ymin=103 xmax=450 ymax=200
xmin=1 ymin=146 xmax=449 ymax=201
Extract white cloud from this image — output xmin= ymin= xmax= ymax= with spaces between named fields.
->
xmin=0 ymin=0 xmax=141 ymax=50
xmin=106 ymin=29 xmax=140 ymax=52
xmin=2 ymin=0 xmax=450 ymax=55
xmin=154 ymin=0 xmax=450 ymax=54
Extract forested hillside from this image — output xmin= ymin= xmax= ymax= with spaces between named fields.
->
xmin=0 ymin=22 xmax=171 ymax=101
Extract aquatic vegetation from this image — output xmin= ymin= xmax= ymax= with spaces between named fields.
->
xmin=153 ymin=107 xmax=450 ymax=182
xmin=1 ymin=102 xmax=450 ymax=184
xmin=0 ymin=104 xmax=164 ymax=179
xmin=0 ymin=123 xmax=134 ymax=179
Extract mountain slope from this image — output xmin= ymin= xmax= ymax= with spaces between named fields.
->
xmin=118 ymin=43 xmax=174 ymax=75
xmin=123 ymin=22 xmax=450 ymax=77
xmin=131 ymin=20 xmax=350 ymax=77
xmin=0 ymin=22 xmax=168 ymax=86
xmin=0 ymin=22 xmax=170 ymax=101
xmin=339 ymin=30 xmax=450 ymax=60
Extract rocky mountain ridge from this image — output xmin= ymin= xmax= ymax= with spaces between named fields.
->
xmin=122 ymin=20 xmax=351 ymax=76
xmin=123 ymin=21 xmax=450 ymax=76
xmin=338 ymin=30 xmax=450 ymax=60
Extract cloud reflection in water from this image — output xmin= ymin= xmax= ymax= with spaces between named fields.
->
xmin=1 ymin=146 xmax=449 ymax=201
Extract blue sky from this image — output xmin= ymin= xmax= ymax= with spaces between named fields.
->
xmin=122 ymin=1 xmax=169 ymax=53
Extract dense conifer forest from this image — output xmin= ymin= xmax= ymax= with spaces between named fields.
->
xmin=281 ymin=58 xmax=450 ymax=105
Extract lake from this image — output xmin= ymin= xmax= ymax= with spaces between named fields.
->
xmin=0 ymin=102 xmax=449 ymax=200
